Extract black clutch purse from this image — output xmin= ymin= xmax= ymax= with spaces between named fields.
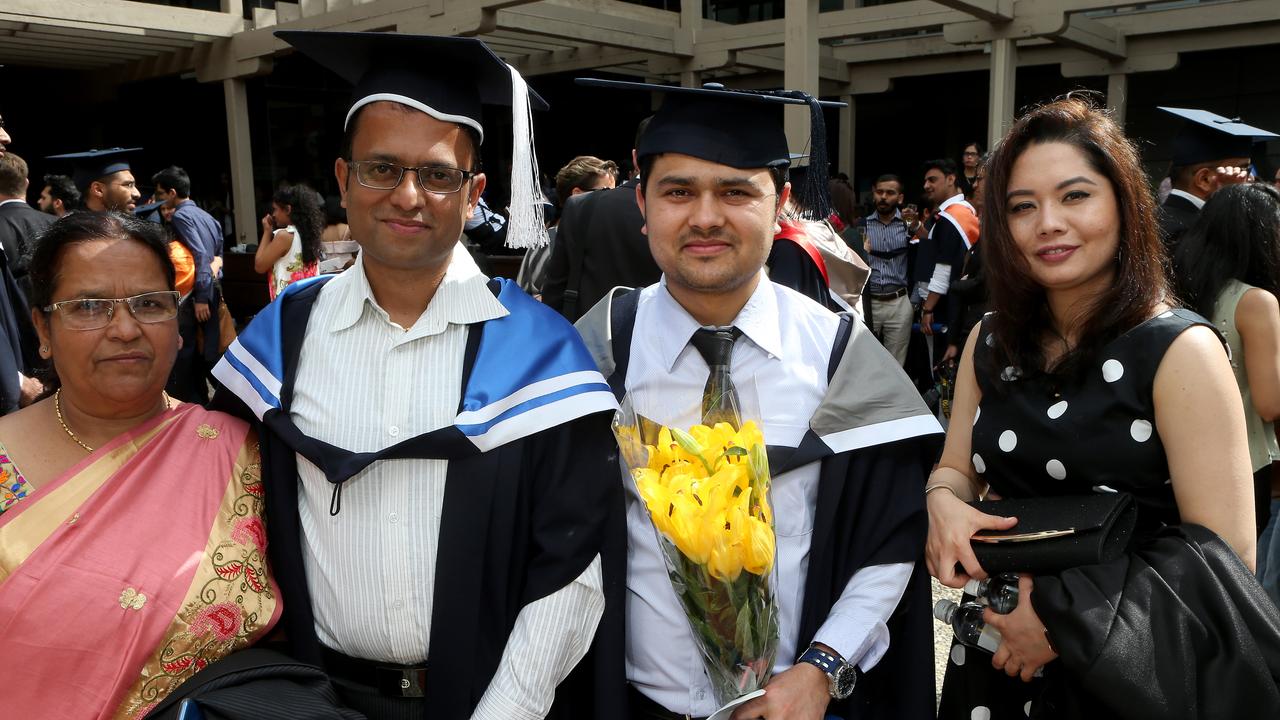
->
xmin=967 ymin=493 xmax=1138 ymax=575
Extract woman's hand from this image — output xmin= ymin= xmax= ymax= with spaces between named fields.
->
xmin=261 ymin=213 xmax=274 ymax=233
xmin=925 ymin=488 xmax=1017 ymax=587
xmin=986 ymin=575 xmax=1058 ymax=682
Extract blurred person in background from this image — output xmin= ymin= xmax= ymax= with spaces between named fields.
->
xmin=256 ymin=184 xmax=323 ymax=298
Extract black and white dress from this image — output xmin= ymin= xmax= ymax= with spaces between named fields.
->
xmin=937 ymin=309 xmax=1213 ymax=719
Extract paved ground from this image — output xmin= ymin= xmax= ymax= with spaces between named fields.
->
xmin=931 ymin=579 xmax=963 ymax=705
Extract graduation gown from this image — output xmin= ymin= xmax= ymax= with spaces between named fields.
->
xmin=1158 ymin=193 xmax=1200 ymax=251
xmin=567 ymin=287 xmax=943 ymax=720
xmin=211 ymin=275 xmax=621 ymax=720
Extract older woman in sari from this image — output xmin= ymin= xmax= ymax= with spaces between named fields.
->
xmin=0 ymin=211 xmax=279 ymax=719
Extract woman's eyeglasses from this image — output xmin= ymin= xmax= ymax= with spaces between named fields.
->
xmin=43 ymin=291 xmax=181 ymax=331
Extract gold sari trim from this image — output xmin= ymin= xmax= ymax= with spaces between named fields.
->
xmin=115 ymin=437 xmax=277 ymax=720
xmin=0 ymin=417 xmax=177 ymax=584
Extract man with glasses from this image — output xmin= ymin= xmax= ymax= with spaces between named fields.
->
xmin=45 ymin=147 xmax=142 ymax=214
xmin=212 ymin=31 xmax=618 ymax=720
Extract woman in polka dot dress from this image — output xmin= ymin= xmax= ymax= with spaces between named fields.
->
xmin=923 ymin=98 xmax=1258 ymax=719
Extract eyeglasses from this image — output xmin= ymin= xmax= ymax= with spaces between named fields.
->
xmin=43 ymin=291 xmax=180 ymax=331
xmin=350 ymin=160 xmax=476 ymax=194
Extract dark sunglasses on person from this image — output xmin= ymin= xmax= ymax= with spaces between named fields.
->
xmin=43 ymin=291 xmax=181 ymax=331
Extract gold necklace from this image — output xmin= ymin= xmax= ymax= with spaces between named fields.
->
xmin=55 ymin=388 xmax=171 ymax=453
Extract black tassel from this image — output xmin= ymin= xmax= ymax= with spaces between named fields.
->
xmin=776 ymin=91 xmax=832 ymax=221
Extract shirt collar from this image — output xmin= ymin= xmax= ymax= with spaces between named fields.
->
xmin=1168 ymin=189 xmax=1206 ymax=210
xmin=938 ymin=193 xmax=968 ymax=212
xmin=327 ymin=243 xmax=508 ymax=336
xmin=0 ymin=198 xmax=26 ymax=207
xmin=654 ymin=273 xmax=785 ymax=373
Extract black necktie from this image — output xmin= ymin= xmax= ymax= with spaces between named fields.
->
xmin=690 ymin=326 xmax=743 ymax=427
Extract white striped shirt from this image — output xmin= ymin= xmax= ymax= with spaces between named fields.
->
xmin=625 ymin=277 xmax=913 ymax=716
xmin=290 ymin=245 xmax=603 ymax=720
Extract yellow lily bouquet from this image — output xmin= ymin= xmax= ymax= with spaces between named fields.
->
xmin=614 ymin=406 xmax=780 ymax=707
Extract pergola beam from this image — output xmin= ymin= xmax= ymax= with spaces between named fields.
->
xmin=514 ymin=45 xmax=653 ymax=76
xmin=0 ymin=0 xmax=242 ymax=39
xmin=495 ymin=4 xmax=684 ymax=56
xmin=1052 ymin=13 xmax=1125 ymax=60
xmin=929 ymin=0 xmax=1013 ymax=24
xmin=698 ymin=2 xmax=973 ymax=54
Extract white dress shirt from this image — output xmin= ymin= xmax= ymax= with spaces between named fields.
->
xmin=624 ymin=275 xmax=913 ymax=716
xmin=290 ymin=246 xmax=603 ymax=720
xmin=1168 ymin=188 xmax=1206 ymax=210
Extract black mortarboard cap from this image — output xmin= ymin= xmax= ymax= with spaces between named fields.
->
xmin=276 ymin=30 xmax=551 ymax=248
xmin=575 ymin=79 xmax=844 ymax=220
xmin=134 ymin=199 xmax=164 ymax=219
xmin=1159 ymin=107 xmax=1277 ymax=166
xmin=46 ymin=147 xmax=142 ymax=192
xmin=275 ymin=30 xmax=548 ymax=141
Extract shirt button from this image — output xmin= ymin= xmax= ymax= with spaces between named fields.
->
xmin=389 ymin=512 xmax=399 ymax=524
xmin=388 ymin=426 xmax=400 ymax=437
xmin=392 ymin=599 xmax=404 ymax=610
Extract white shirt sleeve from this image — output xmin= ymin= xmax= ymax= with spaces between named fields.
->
xmin=469 ymin=555 xmax=605 ymax=720
xmin=927 ymin=263 xmax=951 ymax=295
xmin=810 ymin=561 xmax=914 ymax=671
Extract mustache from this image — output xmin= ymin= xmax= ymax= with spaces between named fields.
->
xmin=680 ymin=228 xmax=731 ymax=242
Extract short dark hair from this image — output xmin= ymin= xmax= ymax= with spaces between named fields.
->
xmin=341 ymin=103 xmax=482 ymax=171
xmin=963 ymin=141 xmax=984 ymax=154
xmin=873 ymin=173 xmax=902 ymax=189
xmin=637 ymin=153 xmax=788 ymax=198
xmin=923 ymin=158 xmax=957 ymax=178
xmin=151 ymin=165 xmax=191 ymax=198
xmin=42 ymin=174 xmax=80 ymax=210
xmin=554 ymin=156 xmax=618 ymax=208
xmin=0 ymin=152 xmax=27 ymax=196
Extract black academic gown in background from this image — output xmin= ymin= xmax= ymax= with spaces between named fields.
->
xmin=0 ymin=200 xmax=54 ymax=283
xmin=1158 ymin=193 xmax=1200 ymax=251
xmin=563 ymin=288 xmax=941 ymax=720
xmin=0 ymin=247 xmax=35 ymax=414
xmin=212 ymin=280 xmax=621 ymax=720
xmin=541 ymin=179 xmax=660 ymax=322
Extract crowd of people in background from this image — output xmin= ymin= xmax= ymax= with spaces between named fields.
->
xmin=2 ymin=30 xmax=1280 ymax=720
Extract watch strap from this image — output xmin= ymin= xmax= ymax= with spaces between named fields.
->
xmin=797 ymin=645 xmax=842 ymax=675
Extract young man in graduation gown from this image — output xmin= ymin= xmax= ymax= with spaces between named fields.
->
xmin=45 ymin=147 xmax=143 ymax=214
xmin=1158 ymin=106 xmax=1278 ymax=250
xmin=211 ymin=32 xmax=620 ymax=720
xmin=571 ymin=80 xmax=944 ymax=720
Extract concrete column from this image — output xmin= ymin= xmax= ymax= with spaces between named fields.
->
xmin=1107 ymin=72 xmax=1128 ymax=126
xmin=784 ymin=0 xmax=820 ymax=156
xmin=839 ymin=94 xmax=855 ymax=178
xmin=680 ymin=0 xmax=701 ymax=88
xmin=987 ymin=38 xmax=1017 ymax=149
xmin=223 ymin=78 xmax=256 ymax=247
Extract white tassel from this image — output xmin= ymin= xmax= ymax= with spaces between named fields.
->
xmin=504 ymin=64 xmax=550 ymax=249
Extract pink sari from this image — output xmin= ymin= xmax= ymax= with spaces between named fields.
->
xmin=0 ymin=404 xmax=281 ymax=719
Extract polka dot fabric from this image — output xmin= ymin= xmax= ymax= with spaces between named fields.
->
xmin=938 ymin=309 xmax=1217 ymax=719
xmin=969 ymin=309 xmax=1217 ymax=538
